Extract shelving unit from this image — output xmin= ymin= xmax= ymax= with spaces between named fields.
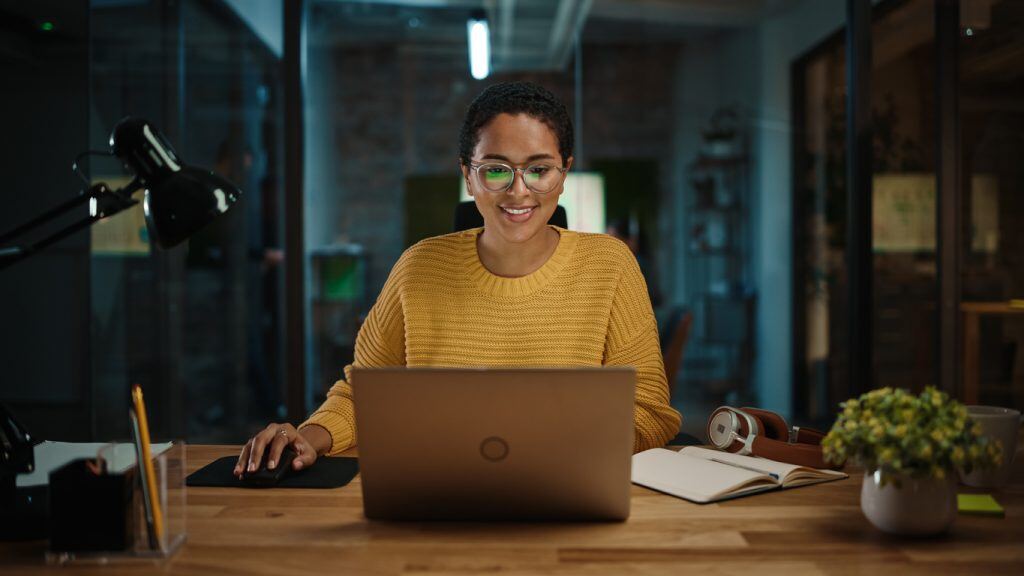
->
xmin=683 ymin=152 xmax=756 ymax=403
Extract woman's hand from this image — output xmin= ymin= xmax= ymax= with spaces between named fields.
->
xmin=234 ymin=423 xmax=326 ymax=477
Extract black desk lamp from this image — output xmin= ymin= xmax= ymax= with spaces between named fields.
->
xmin=0 ymin=117 xmax=241 ymax=269
xmin=0 ymin=118 xmax=241 ymax=540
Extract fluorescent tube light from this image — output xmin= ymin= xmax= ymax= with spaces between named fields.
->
xmin=467 ymin=13 xmax=490 ymax=80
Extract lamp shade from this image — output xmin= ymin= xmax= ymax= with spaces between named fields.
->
xmin=110 ymin=117 xmax=241 ymax=248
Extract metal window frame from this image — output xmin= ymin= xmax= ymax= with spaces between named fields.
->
xmin=935 ymin=0 xmax=961 ymax=398
xmin=284 ymin=0 xmax=306 ymax=423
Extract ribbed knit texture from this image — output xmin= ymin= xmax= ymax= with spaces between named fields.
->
xmin=299 ymin=226 xmax=682 ymax=455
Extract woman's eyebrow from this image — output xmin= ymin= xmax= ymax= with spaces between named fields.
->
xmin=480 ymin=153 xmax=556 ymax=162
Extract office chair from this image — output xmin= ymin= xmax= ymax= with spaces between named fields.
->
xmin=656 ymin=306 xmax=700 ymax=447
xmin=453 ymin=201 xmax=568 ymax=232
xmin=660 ymin=307 xmax=693 ymax=396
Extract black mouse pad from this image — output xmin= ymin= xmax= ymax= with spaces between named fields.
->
xmin=186 ymin=456 xmax=358 ymax=489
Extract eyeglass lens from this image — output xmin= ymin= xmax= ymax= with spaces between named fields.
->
xmin=478 ymin=163 xmax=561 ymax=193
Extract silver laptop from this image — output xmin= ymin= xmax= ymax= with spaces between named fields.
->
xmin=351 ymin=367 xmax=635 ymax=521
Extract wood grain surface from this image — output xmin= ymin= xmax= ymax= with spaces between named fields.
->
xmin=2 ymin=436 xmax=1022 ymax=575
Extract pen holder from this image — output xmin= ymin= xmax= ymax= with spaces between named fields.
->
xmin=48 ymin=459 xmax=134 ymax=552
xmin=46 ymin=441 xmax=187 ymax=565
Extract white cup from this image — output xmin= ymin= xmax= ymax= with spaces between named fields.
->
xmin=959 ymin=405 xmax=1021 ymax=489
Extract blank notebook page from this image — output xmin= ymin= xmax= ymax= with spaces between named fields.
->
xmin=632 ymin=448 xmax=775 ymax=503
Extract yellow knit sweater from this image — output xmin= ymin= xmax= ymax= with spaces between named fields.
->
xmin=300 ymin=226 xmax=682 ymax=454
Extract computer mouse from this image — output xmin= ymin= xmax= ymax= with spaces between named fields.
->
xmin=240 ymin=446 xmax=297 ymax=487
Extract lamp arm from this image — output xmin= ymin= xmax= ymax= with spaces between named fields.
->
xmin=0 ymin=182 xmax=140 ymax=271
xmin=0 ymin=191 xmax=93 ymax=246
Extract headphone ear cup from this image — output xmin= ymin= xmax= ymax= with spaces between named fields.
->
xmin=742 ymin=407 xmax=789 ymax=442
xmin=707 ymin=407 xmax=747 ymax=453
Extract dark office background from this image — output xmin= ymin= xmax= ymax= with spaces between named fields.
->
xmin=2 ymin=0 xmax=1022 ymax=444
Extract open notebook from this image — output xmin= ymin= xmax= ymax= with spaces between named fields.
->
xmin=632 ymin=446 xmax=847 ymax=503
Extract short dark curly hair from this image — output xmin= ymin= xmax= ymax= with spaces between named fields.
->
xmin=458 ymin=81 xmax=574 ymax=167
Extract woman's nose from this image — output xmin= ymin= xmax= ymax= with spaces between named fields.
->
xmin=507 ymin=170 xmax=531 ymax=196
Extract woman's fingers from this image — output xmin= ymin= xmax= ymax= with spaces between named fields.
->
xmin=238 ymin=423 xmax=317 ymax=476
xmin=265 ymin=424 xmax=294 ymax=470
xmin=234 ymin=439 xmax=252 ymax=477
xmin=247 ymin=424 xmax=278 ymax=473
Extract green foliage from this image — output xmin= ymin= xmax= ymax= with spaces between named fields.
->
xmin=822 ymin=387 xmax=1002 ymax=484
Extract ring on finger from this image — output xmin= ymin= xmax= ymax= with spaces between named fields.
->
xmin=278 ymin=428 xmax=288 ymax=441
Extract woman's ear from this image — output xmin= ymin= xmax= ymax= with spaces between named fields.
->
xmin=549 ymin=156 xmax=574 ymax=200
xmin=460 ymin=163 xmax=473 ymax=197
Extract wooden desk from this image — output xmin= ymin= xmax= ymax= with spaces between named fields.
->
xmin=3 ymin=441 xmax=1023 ymax=575
xmin=961 ymin=301 xmax=1024 ymax=404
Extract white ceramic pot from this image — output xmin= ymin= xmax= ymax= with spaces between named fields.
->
xmin=860 ymin=470 xmax=957 ymax=536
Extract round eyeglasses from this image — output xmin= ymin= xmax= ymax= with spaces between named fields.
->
xmin=469 ymin=162 xmax=568 ymax=194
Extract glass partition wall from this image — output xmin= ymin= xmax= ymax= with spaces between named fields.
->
xmin=88 ymin=0 xmax=286 ymax=441
xmin=794 ymin=0 xmax=1024 ymax=421
xmin=793 ymin=0 xmax=939 ymax=422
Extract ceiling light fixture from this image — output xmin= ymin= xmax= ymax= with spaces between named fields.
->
xmin=467 ymin=10 xmax=490 ymax=80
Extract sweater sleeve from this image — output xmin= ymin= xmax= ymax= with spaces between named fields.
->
xmin=298 ymin=254 xmax=407 ymax=455
xmin=603 ymin=245 xmax=682 ymax=452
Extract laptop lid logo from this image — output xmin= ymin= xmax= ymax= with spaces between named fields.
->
xmin=480 ymin=436 xmax=509 ymax=462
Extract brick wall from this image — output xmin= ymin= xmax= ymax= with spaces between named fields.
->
xmin=311 ymin=42 xmax=680 ymax=298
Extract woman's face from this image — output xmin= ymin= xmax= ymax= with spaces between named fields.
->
xmin=462 ymin=113 xmax=572 ymax=246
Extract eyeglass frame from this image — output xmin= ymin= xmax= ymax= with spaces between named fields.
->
xmin=467 ymin=161 xmax=570 ymax=194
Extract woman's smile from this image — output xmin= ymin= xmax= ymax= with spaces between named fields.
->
xmin=500 ymin=204 xmax=538 ymax=222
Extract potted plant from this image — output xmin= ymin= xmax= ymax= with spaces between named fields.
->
xmin=822 ymin=387 xmax=1002 ymax=536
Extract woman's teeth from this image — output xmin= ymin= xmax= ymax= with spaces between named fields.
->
xmin=502 ymin=207 xmax=533 ymax=215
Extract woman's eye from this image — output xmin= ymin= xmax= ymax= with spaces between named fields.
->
xmin=527 ymin=166 xmax=551 ymax=176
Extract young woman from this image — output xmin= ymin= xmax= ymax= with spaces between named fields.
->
xmin=236 ymin=82 xmax=681 ymax=476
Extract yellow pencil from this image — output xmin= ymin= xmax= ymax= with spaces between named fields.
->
xmin=131 ymin=384 xmax=164 ymax=546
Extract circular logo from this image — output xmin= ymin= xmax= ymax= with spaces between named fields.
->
xmin=479 ymin=436 xmax=509 ymax=462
